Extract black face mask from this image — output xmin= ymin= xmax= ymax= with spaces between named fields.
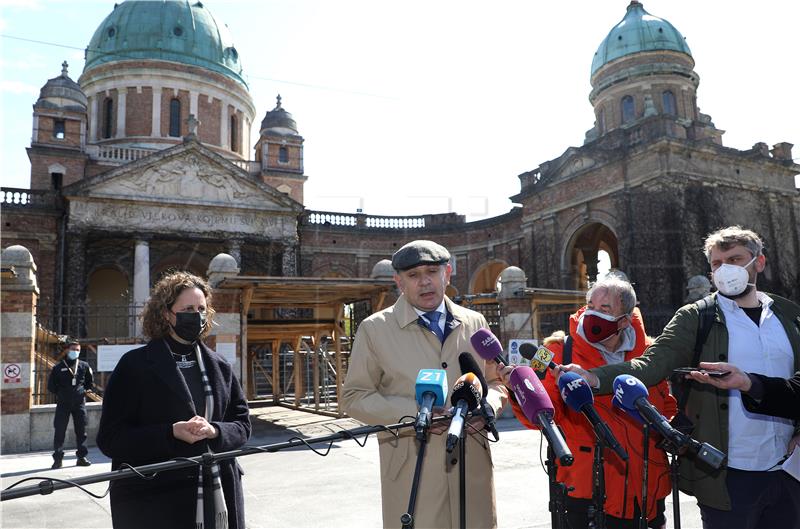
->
xmin=171 ymin=311 xmax=206 ymax=343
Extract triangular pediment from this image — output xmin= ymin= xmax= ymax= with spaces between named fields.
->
xmin=64 ymin=140 xmax=302 ymax=212
xmin=548 ymin=147 xmax=597 ymax=182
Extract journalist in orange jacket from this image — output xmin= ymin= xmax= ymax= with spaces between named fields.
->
xmin=503 ymin=277 xmax=675 ymax=529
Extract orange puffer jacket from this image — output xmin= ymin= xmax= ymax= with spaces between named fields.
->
xmin=511 ymin=307 xmax=676 ymax=522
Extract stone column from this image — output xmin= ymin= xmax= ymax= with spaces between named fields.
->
xmin=151 ymin=86 xmax=162 ymax=137
xmin=116 ymin=89 xmax=127 ymax=138
xmin=281 ymin=243 xmax=297 ymax=277
xmin=227 ymin=239 xmax=243 ymax=267
xmin=133 ymin=240 xmax=150 ymax=337
xmin=0 ymin=245 xmax=39 ymax=453
xmin=64 ymin=231 xmax=88 ymax=338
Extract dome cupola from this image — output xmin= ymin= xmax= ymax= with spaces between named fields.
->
xmin=591 ymin=1 xmax=691 ymax=77
xmin=84 ymin=0 xmax=247 ymax=88
xmin=260 ymin=95 xmax=299 ymax=135
xmin=37 ymin=61 xmax=87 ymax=110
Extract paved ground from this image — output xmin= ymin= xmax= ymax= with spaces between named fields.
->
xmin=1 ymin=405 xmax=704 ymax=528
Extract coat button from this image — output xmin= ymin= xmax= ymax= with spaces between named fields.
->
xmin=441 ymin=362 xmax=447 ymax=369
xmin=720 ymin=403 xmax=728 ymax=410
xmin=718 ymin=354 xmax=727 ymax=360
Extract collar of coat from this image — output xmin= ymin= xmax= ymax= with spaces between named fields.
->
xmin=144 ymin=338 xmax=224 ymax=418
xmin=394 ymin=294 xmax=464 ymax=333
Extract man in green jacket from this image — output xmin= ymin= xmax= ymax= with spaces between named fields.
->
xmin=559 ymin=226 xmax=800 ymax=529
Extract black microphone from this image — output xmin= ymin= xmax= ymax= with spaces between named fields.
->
xmin=446 ymin=373 xmax=483 ymax=453
xmin=613 ymin=375 xmax=727 ymax=470
xmin=558 ymin=372 xmax=628 ymax=461
xmin=458 ymin=352 xmax=499 ymax=442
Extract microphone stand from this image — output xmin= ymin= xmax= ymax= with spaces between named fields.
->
xmin=639 ymin=424 xmax=649 ymax=529
xmin=546 ymin=443 xmax=571 ymax=529
xmin=670 ymin=452 xmax=682 ymax=529
xmin=587 ymin=436 xmax=607 ymax=529
xmin=401 ymin=433 xmax=429 ymax=529
xmin=459 ymin=418 xmax=467 ymax=529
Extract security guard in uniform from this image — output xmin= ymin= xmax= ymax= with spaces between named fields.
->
xmin=47 ymin=339 xmax=94 ymax=468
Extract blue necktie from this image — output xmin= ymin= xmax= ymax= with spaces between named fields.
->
xmin=424 ymin=311 xmax=444 ymax=343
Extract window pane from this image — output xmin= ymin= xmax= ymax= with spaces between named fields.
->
xmin=279 ymin=146 xmax=288 ymax=163
xmin=662 ymin=90 xmax=676 ymax=115
xmin=169 ymin=99 xmax=181 ymax=137
xmin=621 ymin=95 xmax=635 ymax=124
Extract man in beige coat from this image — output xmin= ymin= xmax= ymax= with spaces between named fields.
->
xmin=342 ymin=240 xmax=508 ymax=529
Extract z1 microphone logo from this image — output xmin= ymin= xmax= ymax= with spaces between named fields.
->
xmin=418 ymin=370 xmax=444 ymax=382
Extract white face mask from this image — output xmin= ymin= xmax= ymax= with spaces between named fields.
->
xmin=712 ymin=255 xmax=757 ymax=297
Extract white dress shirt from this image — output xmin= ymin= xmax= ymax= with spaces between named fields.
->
xmin=719 ymin=292 xmax=795 ymax=471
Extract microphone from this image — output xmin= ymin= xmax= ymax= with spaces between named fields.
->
xmin=508 ymin=366 xmax=573 ymax=466
xmin=558 ymin=372 xmax=628 ymax=461
xmin=446 ymin=373 xmax=482 ymax=453
xmin=520 ymin=343 xmax=559 ymax=374
xmin=470 ymin=328 xmax=508 ymax=365
xmin=458 ymin=352 xmax=499 ymax=441
xmin=613 ymin=375 xmax=727 ymax=470
xmin=414 ymin=369 xmax=448 ymax=441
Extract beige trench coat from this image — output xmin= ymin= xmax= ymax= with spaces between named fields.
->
xmin=342 ymin=295 xmax=508 ymax=529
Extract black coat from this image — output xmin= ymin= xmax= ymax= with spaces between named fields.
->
xmin=742 ymin=371 xmax=800 ymax=420
xmin=47 ymin=359 xmax=93 ymax=404
xmin=97 ymin=339 xmax=251 ymax=529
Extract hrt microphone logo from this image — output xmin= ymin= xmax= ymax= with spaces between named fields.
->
xmin=566 ymin=379 xmax=583 ymax=392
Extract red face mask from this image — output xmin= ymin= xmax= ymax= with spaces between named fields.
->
xmin=581 ymin=309 xmax=625 ymax=344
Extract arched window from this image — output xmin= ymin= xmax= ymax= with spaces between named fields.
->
xmin=279 ymin=146 xmax=288 ymax=163
xmin=662 ymin=90 xmax=677 ymax=115
xmin=103 ymin=97 xmax=114 ymax=139
xmin=169 ymin=98 xmax=181 ymax=137
xmin=621 ymin=95 xmax=635 ymax=124
xmin=230 ymin=115 xmax=238 ymax=152
xmin=53 ymin=119 xmax=65 ymax=140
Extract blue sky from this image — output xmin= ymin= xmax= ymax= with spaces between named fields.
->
xmin=1 ymin=0 xmax=798 ymax=220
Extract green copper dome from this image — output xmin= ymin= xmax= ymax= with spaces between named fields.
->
xmin=591 ymin=1 xmax=691 ymax=76
xmin=84 ymin=0 xmax=247 ymax=88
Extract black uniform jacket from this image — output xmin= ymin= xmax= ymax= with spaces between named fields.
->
xmin=96 ymin=339 xmax=251 ymax=529
xmin=742 ymin=371 xmax=800 ymax=421
xmin=47 ymin=359 xmax=93 ymax=404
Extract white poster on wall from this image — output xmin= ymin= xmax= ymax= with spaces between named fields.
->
xmin=507 ymin=339 xmax=538 ymax=367
xmin=216 ymin=342 xmax=237 ymax=366
xmin=97 ymin=344 xmax=141 ymax=372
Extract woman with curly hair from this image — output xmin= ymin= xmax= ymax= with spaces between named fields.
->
xmin=97 ymin=271 xmax=250 ymax=529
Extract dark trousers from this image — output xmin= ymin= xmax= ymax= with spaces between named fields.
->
xmin=564 ymin=496 xmax=666 ymax=529
xmin=53 ymin=400 xmax=88 ymax=459
xmin=699 ymin=468 xmax=800 ymax=529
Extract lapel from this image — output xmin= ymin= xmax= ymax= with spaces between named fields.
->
xmin=442 ymin=297 xmax=463 ymax=343
xmin=147 ymin=339 xmax=196 ymax=417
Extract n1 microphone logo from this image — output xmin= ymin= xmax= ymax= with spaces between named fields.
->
xmin=418 ymin=370 xmax=445 ymax=382
xmin=614 ymin=377 xmax=637 ymax=402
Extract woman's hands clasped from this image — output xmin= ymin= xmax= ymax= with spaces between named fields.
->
xmin=172 ymin=415 xmax=219 ymax=444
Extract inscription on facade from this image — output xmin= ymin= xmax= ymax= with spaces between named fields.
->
xmin=70 ymin=200 xmax=294 ymax=238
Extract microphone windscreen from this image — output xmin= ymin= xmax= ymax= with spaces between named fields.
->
xmin=458 ymin=352 xmax=489 ymax=399
xmin=415 ymin=369 xmax=448 ymax=407
xmin=518 ymin=342 xmax=537 ymax=361
xmin=450 ymin=372 xmax=482 ymax=410
xmin=531 ymin=346 xmax=555 ymax=373
xmin=508 ymin=366 xmax=554 ymax=426
xmin=612 ymin=374 xmax=649 ymax=412
xmin=557 ymin=371 xmax=594 ymax=413
xmin=470 ymin=328 xmax=504 ymax=361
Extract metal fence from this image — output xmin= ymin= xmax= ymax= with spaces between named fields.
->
xmin=33 ymin=303 xmax=145 ymax=405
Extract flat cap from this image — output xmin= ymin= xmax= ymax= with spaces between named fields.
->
xmin=392 ymin=240 xmax=450 ymax=271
